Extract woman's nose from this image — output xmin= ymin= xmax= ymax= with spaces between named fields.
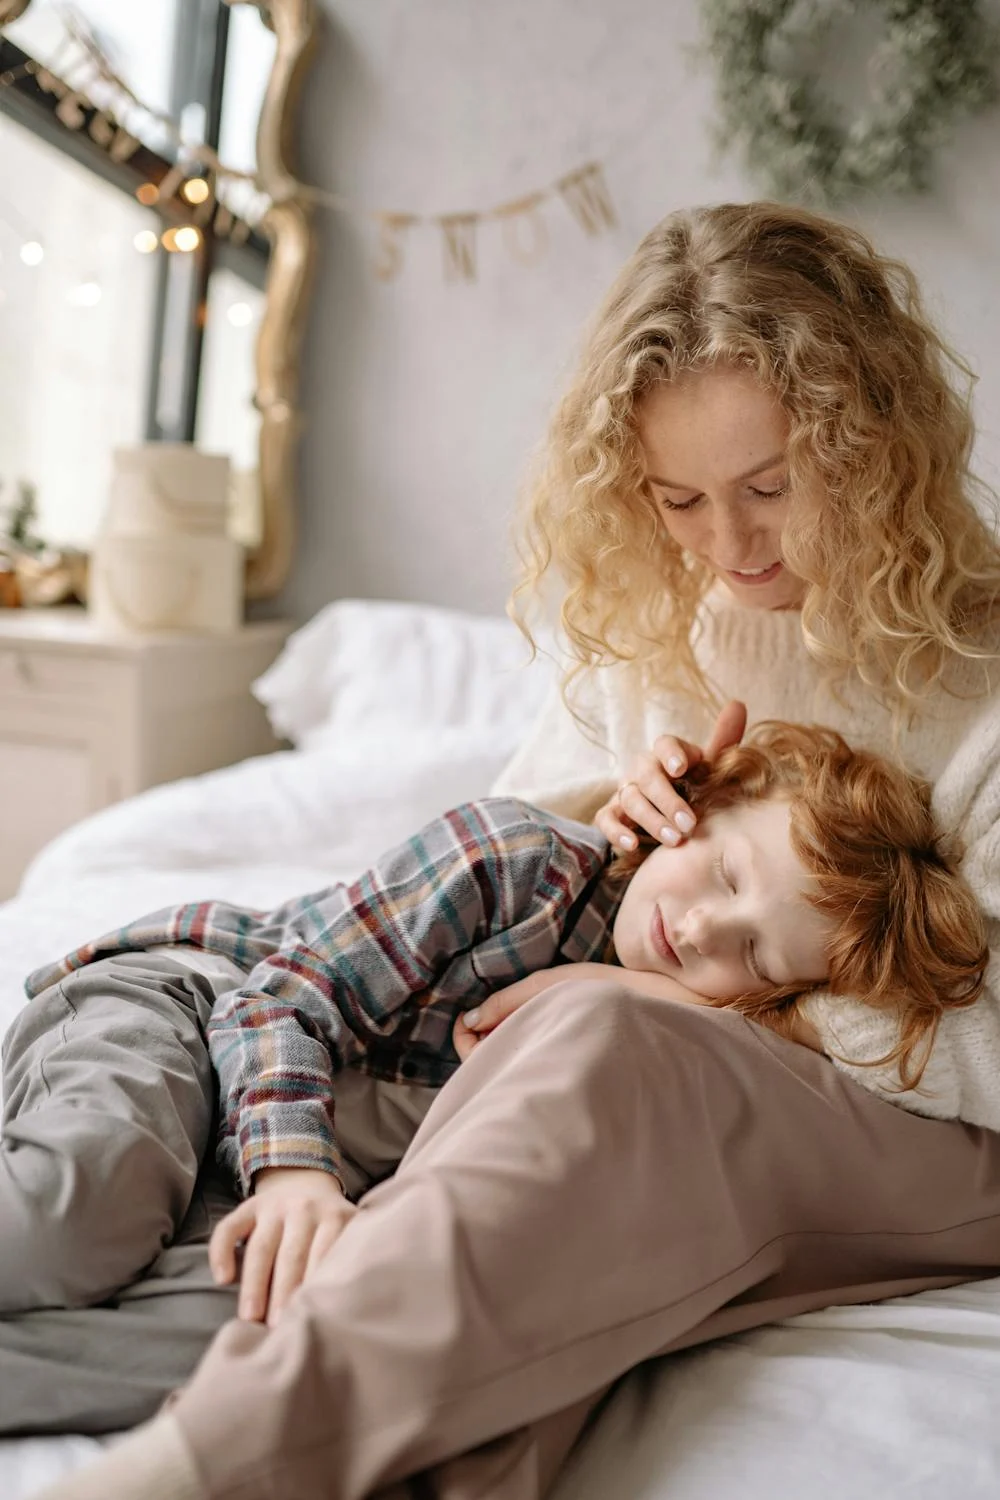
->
xmin=709 ymin=501 xmax=755 ymax=561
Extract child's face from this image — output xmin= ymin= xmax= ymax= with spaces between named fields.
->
xmin=612 ymin=797 xmax=832 ymax=1001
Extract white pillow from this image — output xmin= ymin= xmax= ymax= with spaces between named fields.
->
xmin=253 ymin=598 xmax=553 ymax=750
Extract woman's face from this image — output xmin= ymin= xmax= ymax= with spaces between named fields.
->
xmin=637 ymin=366 xmax=806 ymax=611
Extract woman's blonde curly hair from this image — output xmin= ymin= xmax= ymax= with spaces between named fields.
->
xmin=513 ymin=201 xmax=1000 ymax=713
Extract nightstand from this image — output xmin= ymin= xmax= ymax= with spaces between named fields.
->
xmin=0 ymin=609 xmax=293 ymax=899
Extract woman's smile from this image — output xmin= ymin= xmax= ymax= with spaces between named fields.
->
xmin=723 ymin=560 xmax=785 ymax=587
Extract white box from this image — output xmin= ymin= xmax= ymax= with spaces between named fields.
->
xmin=106 ymin=444 xmax=231 ymax=538
xmin=88 ymin=533 xmax=244 ymax=635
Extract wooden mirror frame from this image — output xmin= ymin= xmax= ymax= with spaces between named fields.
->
xmin=0 ymin=0 xmax=319 ymax=600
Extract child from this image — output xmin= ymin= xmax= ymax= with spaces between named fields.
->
xmin=3 ymin=721 xmax=986 ymax=1348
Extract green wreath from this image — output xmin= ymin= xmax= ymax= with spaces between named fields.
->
xmin=700 ymin=0 xmax=999 ymax=205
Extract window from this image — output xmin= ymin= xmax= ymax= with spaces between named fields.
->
xmin=196 ymin=266 xmax=266 ymax=546
xmin=0 ymin=110 xmax=158 ymax=541
xmin=5 ymin=0 xmax=183 ymax=148
xmin=0 ymin=0 xmax=272 ymax=546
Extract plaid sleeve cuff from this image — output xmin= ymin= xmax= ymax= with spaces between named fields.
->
xmin=231 ymin=1103 xmax=345 ymax=1195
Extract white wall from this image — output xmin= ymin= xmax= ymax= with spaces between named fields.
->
xmin=280 ymin=0 xmax=1000 ymax=624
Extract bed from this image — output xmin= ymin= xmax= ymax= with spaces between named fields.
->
xmin=3 ymin=598 xmax=1000 ymax=1499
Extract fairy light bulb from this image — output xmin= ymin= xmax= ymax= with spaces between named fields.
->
xmin=182 ymin=178 xmax=211 ymax=205
xmin=172 ymin=226 xmax=201 ymax=253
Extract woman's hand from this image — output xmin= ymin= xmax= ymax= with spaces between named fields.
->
xmin=596 ymin=699 xmax=747 ymax=851
xmin=453 ymin=963 xmax=710 ymax=1061
xmin=209 ymin=1165 xmax=357 ymax=1326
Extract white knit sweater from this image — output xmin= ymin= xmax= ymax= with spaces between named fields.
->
xmin=492 ymin=589 xmax=1000 ymax=1130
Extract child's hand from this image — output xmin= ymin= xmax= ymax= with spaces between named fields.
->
xmin=453 ymin=963 xmax=625 ymax=1060
xmin=453 ymin=964 xmax=718 ymax=1060
xmin=209 ymin=1165 xmax=357 ymax=1326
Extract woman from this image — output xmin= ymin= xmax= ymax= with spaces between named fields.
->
xmin=39 ymin=203 xmax=1000 ymax=1500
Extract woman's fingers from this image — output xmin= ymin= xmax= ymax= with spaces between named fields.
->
xmin=618 ymin=770 xmax=694 ymax=844
xmin=601 ymin=705 xmax=749 ymax=850
xmin=648 ymin=733 xmax=699 ymax=778
xmin=613 ymin=741 xmax=698 ymax=845
xmin=594 ymin=799 xmax=639 ymax=849
xmin=703 ymin=700 xmax=747 ymax=761
xmin=208 ymin=1200 xmax=257 ymax=1286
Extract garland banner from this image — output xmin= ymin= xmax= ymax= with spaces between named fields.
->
xmin=309 ymin=161 xmax=616 ymax=284
xmin=701 ymin=0 xmax=999 ymax=205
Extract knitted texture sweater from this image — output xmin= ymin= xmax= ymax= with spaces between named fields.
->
xmin=492 ymin=589 xmax=1000 ymax=1130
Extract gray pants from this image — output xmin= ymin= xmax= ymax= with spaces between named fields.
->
xmin=0 ymin=950 xmax=435 ymax=1435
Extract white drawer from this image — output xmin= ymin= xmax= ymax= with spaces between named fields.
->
xmin=0 ymin=645 xmax=125 ymax=702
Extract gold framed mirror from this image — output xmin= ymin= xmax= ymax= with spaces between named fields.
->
xmin=0 ymin=0 xmax=318 ymax=600
xmin=225 ymin=0 xmax=316 ymax=598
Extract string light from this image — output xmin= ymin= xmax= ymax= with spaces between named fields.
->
xmin=135 ymin=183 xmax=159 ymax=207
xmin=133 ymin=229 xmax=159 ymax=254
xmin=227 ymin=301 xmax=254 ymax=327
xmin=162 ymin=225 xmax=202 ymax=253
xmin=19 ymin=241 xmax=44 ymax=266
xmin=182 ymin=178 xmax=211 ymax=205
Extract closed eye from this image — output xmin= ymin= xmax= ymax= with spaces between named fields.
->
xmin=717 ymin=855 xmax=769 ymax=984
xmin=748 ymin=483 xmax=789 ymax=499
xmin=660 ymin=493 xmax=702 ymax=512
xmin=746 ymin=943 xmax=766 ymax=984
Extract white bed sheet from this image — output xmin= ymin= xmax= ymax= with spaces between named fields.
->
xmin=4 ymin=742 xmax=1000 ymax=1499
xmin=553 ymin=1278 xmax=1000 ymax=1500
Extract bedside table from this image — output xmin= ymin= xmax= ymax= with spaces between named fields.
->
xmin=0 ymin=609 xmax=293 ymax=899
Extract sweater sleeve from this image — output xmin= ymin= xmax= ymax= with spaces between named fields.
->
xmin=800 ymin=698 xmax=1000 ymax=1130
xmin=490 ymin=677 xmax=619 ymax=823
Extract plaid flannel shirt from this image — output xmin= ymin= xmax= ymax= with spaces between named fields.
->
xmin=26 ymin=799 xmax=622 ymax=1192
